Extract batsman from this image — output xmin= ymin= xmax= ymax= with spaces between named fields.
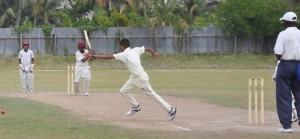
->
xmin=74 ymin=41 xmax=91 ymax=96
xmin=18 ymin=41 xmax=35 ymax=93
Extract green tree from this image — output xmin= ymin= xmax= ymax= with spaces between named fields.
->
xmin=0 ymin=8 xmax=16 ymax=27
xmin=215 ymin=0 xmax=266 ymax=38
xmin=149 ymin=0 xmax=181 ymax=27
xmin=179 ymin=0 xmax=205 ymax=24
xmin=0 ymin=0 xmax=18 ymax=27
xmin=215 ymin=0 xmax=300 ymax=38
xmin=58 ymin=0 xmax=96 ymax=29
xmin=31 ymin=0 xmax=63 ymax=26
xmin=119 ymin=0 xmax=151 ymax=27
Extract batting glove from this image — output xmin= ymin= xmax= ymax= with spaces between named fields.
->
xmin=30 ymin=64 xmax=34 ymax=72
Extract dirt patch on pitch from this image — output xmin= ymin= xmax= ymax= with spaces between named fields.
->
xmin=2 ymin=93 xmax=300 ymax=135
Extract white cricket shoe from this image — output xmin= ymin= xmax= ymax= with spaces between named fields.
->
xmin=22 ymin=88 xmax=26 ymax=93
xmin=84 ymin=93 xmax=89 ymax=96
xmin=29 ymin=89 xmax=33 ymax=93
xmin=126 ymin=105 xmax=141 ymax=116
xmin=169 ymin=107 xmax=177 ymax=121
xmin=278 ymin=127 xmax=293 ymax=133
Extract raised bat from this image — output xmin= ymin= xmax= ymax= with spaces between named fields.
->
xmin=84 ymin=30 xmax=92 ymax=51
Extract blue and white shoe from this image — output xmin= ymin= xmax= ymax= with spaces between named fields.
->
xmin=126 ymin=105 xmax=141 ymax=116
xmin=169 ymin=107 xmax=177 ymax=121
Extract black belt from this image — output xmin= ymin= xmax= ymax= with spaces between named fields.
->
xmin=280 ymin=60 xmax=300 ymax=63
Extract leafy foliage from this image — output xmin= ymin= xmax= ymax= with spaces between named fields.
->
xmin=69 ymin=0 xmax=96 ymax=19
xmin=111 ymin=12 xmax=130 ymax=27
xmin=32 ymin=0 xmax=63 ymax=26
xmin=92 ymin=8 xmax=114 ymax=31
xmin=214 ymin=0 xmax=295 ymax=38
xmin=2 ymin=0 xmax=300 ymax=40
xmin=42 ymin=24 xmax=53 ymax=36
xmin=149 ymin=0 xmax=181 ymax=27
xmin=14 ymin=17 xmax=32 ymax=34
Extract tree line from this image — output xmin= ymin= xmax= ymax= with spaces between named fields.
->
xmin=1 ymin=0 xmax=300 ymax=40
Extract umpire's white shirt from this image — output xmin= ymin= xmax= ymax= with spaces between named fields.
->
xmin=274 ymin=27 xmax=300 ymax=60
xmin=113 ymin=47 xmax=145 ymax=76
xmin=18 ymin=49 xmax=34 ymax=66
xmin=75 ymin=49 xmax=90 ymax=69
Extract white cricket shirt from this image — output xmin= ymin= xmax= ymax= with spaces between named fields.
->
xmin=113 ymin=46 xmax=145 ymax=76
xmin=75 ymin=49 xmax=90 ymax=68
xmin=274 ymin=27 xmax=300 ymax=60
xmin=18 ymin=49 xmax=34 ymax=67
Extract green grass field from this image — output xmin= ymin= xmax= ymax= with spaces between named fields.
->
xmin=0 ymin=54 xmax=289 ymax=139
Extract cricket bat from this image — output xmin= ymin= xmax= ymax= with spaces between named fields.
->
xmin=84 ymin=30 xmax=92 ymax=51
xmin=83 ymin=30 xmax=95 ymax=60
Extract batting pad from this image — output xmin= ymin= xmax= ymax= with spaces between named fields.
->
xmin=82 ymin=79 xmax=90 ymax=94
xmin=20 ymin=72 xmax=27 ymax=90
xmin=27 ymin=73 xmax=34 ymax=90
xmin=74 ymin=82 xmax=80 ymax=94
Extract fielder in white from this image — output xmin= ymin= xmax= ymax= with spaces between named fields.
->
xmin=87 ymin=39 xmax=177 ymax=121
xmin=18 ymin=41 xmax=35 ymax=93
xmin=74 ymin=41 xmax=91 ymax=96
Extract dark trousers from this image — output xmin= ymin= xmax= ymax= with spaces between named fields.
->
xmin=276 ymin=60 xmax=300 ymax=129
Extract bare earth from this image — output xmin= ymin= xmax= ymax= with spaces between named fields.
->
xmin=2 ymin=92 xmax=300 ymax=137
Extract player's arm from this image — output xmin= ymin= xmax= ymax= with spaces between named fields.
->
xmin=92 ymin=54 xmax=115 ymax=60
xmin=31 ymin=58 xmax=35 ymax=64
xmin=85 ymin=52 xmax=114 ymax=60
xmin=78 ymin=51 xmax=90 ymax=63
xmin=30 ymin=51 xmax=35 ymax=69
xmin=145 ymin=47 xmax=158 ymax=59
xmin=274 ymin=54 xmax=282 ymax=60
xmin=18 ymin=52 xmax=23 ymax=69
xmin=274 ymin=33 xmax=284 ymax=60
xmin=18 ymin=59 xmax=23 ymax=69
xmin=81 ymin=56 xmax=90 ymax=63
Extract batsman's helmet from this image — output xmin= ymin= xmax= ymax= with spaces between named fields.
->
xmin=22 ymin=41 xmax=29 ymax=46
xmin=78 ymin=41 xmax=86 ymax=48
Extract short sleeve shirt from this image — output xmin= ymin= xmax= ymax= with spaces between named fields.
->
xmin=274 ymin=27 xmax=300 ymax=60
xmin=113 ymin=46 xmax=145 ymax=76
xmin=18 ymin=49 xmax=34 ymax=67
xmin=75 ymin=49 xmax=90 ymax=68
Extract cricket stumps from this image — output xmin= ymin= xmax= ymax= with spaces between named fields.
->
xmin=248 ymin=77 xmax=264 ymax=124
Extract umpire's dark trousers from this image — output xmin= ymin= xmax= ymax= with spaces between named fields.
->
xmin=276 ymin=60 xmax=300 ymax=129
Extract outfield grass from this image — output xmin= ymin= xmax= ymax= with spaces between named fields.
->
xmin=0 ymin=54 xmax=276 ymax=70
xmin=0 ymin=54 xmax=281 ymax=138
xmin=0 ymin=97 xmax=181 ymax=139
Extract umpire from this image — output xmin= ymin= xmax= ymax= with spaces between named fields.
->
xmin=274 ymin=11 xmax=300 ymax=133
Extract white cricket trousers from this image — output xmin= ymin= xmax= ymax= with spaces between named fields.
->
xmin=74 ymin=67 xmax=91 ymax=82
xmin=120 ymin=71 xmax=172 ymax=112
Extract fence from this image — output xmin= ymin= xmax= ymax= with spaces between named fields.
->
xmin=0 ymin=27 xmax=275 ymax=56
